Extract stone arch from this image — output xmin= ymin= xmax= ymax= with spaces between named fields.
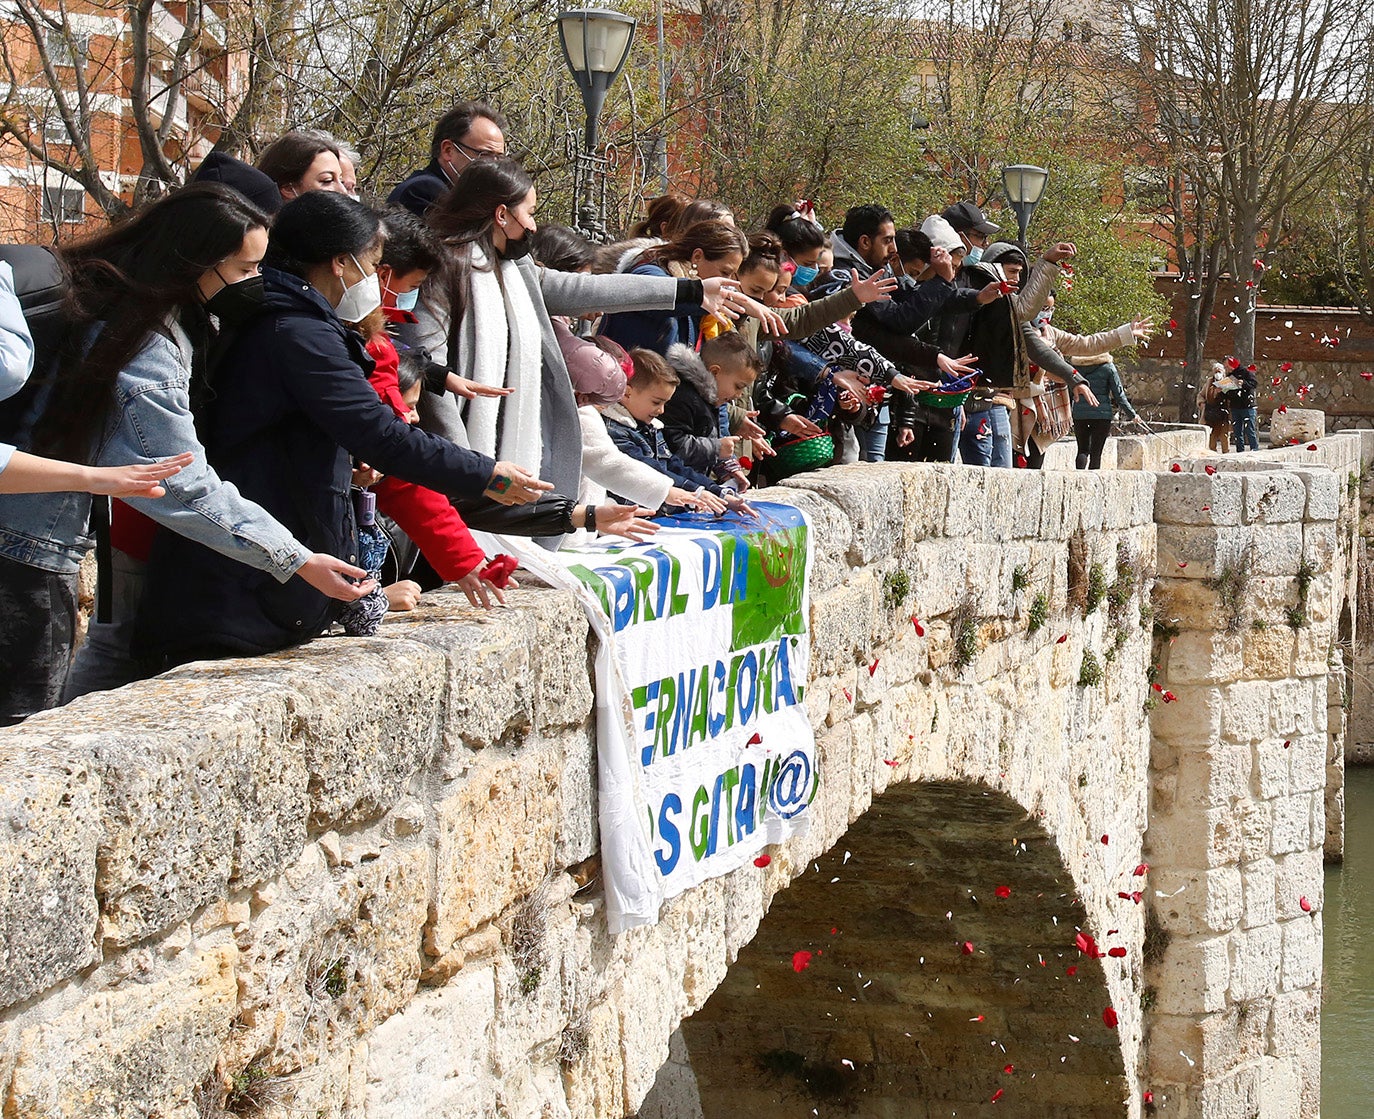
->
xmin=641 ymin=781 xmax=1130 ymax=1119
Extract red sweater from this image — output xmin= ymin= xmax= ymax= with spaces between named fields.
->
xmin=365 ymin=331 xmax=485 ymax=581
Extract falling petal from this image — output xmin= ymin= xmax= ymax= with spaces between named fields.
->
xmin=1144 ymin=1089 xmax=1154 ymax=1105
xmin=1056 ymin=633 xmax=1068 ymax=644
xmin=747 ymin=732 xmax=762 ymax=746
xmin=754 ymin=854 xmax=772 ymax=868
xmin=911 ymin=616 xmax=925 ymax=636
xmin=792 ymin=950 xmax=813 ymax=972
xmin=991 ymin=1088 xmax=1004 ymax=1102
xmin=868 ymin=657 xmax=879 ymax=677
xmin=1134 ymin=863 xmax=1149 ymax=876
xmin=843 ymin=688 xmax=852 ymax=702
xmin=1101 ymin=834 xmax=1110 ymax=845
xmin=1066 ymin=965 xmax=1078 ymax=976
xmin=1204 ymin=465 xmax=1216 ymax=475
xmin=995 ymin=885 xmax=1011 ymax=899
xmin=1300 ymin=896 xmax=1312 ymax=912
xmin=1103 ymin=1007 xmax=1118 ymax=1029
xmin=1108 ymin=947 xmax=1127 ymax=958
xmin=961 ymin=941 xmax=975 ymax=955
xmin=1169 ymin=463 xmax=1182 ymax=473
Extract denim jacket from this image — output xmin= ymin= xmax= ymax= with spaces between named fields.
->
xmin=0 ymin=318 xmax=309 ymax=578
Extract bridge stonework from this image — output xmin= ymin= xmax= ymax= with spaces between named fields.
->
xmin=0 ymin=429 xmax=1363 ymax=1119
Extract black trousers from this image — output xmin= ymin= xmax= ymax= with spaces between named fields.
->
xmin=1074 ymin=417 xmax=1112 ymax=470
xmin=0 ymin=554 xmax=78 ymax=726
xmin=887 ymin=403 xmax=957 ymax=463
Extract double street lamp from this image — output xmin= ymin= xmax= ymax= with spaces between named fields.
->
xmin=1001 ymin=164 xmax=1049 ymax=250
xmin=556 ymin=8 xmax=636 ymax=241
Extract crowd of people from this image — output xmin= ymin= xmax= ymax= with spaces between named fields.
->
xmin=0 ymin=98 xmax=1162 ymax=726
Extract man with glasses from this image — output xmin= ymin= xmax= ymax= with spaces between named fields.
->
xmin=389 ymin=101 xmax=509 ymax=217
xmin=941 ymin=201 xmax=999 ymax=265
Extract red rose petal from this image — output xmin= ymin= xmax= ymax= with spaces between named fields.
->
xmin=1362 ymin=371 xmax=1373 ymax=381
xmin=754 ymin=854 xmax=771 ymax=867
xmin=911 ymin=616 xmax=925 ymax=636
xmin=1281 ymin=362 xmax=1293 ymax=372
xmin=1066 ymin=965 xmax=1078 ymax=976
xmin=1168 ymin=319 xmax=1178 ymax=329
xmin=1144 ymin=1089 xmax=1154 ymax=1104
xmin=843 ymin=688 xmax=852 ymax=702
xmin=1134 ymin=863 xmax=1149 ymax=876
xmin=1300 ymin=896 xmax=1312 ymax=912
xmin=1163 ymin=691 xmax=1177 ymax=702
xmin=1307 ymin=443 xmax=1318 ymax=451
xmin=1101 ymin=834 xmax=1110 ymax=845
xmin=868 ymin=657 xmax=879 ymax=676
xmin=1056 ymin=633 xmax=1068 ymax=644
xmin=1118 ymin=891 xmax=1132 ymax=900
xmin=1204 ymin=464 xmax=1216 ymax=475
xmin=991 ymin=1088 xmax=1004 ymax=1102
xmin=1272 ymin=377 xmax=1283 ymax=387
xmin=1202 ymin=504 xmax=1211 ymax=511
xmin=1284 ymin=740 xmax=1292 ymax=749
xmin=1151 ymin=682 xmax=1163 ymax=692
xmin=1247 ymin=363 xmax=1258 ymax=372
xmin=961 ymin=941 xmax=975 ymax=955
xmin=1103 ymin=1006 xmax=1118 ymax=1029
xmin=883 ymin=758 xmax=898 ymax=767
xmin=1169 ymin=463 xmax=1182 ymax=472
xmin=1227 ymin=357 xmax=1241 ymax=369
xmin=831 ymin=927 xmax=838 ymax=934
xmin=1004 ymin=1064 xmax=1014 ymax=1074
xmin=995 ymin=885 xmax=1011 ymax=899
xmin=1278 ymin=404 xmax=1288 ymax=413
xmin=792 ymin=949 xmax=813 ymax=972
xmin=747 ymin=732 xmax=762 ymax=746
xmin=1109 ymin=947 xmax=1127 ymax=958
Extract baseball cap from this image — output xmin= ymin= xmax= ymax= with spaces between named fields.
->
xmin=941 ymin=201 xmax=1000 ymax=236
xmin=919 ymin=214 xmax=963 ymax=254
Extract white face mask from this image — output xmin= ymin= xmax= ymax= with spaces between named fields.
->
xmin=334 ymin=254 xmax=381 ymax=322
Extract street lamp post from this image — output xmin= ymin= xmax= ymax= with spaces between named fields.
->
xmin=1001 ymin=164 xmax=1049 ymax=251
xmin=556 ymin=7 xmax=636 ymax=242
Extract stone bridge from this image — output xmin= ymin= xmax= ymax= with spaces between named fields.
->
xmin=0 ymin=426 xmax=1365 ymax=1119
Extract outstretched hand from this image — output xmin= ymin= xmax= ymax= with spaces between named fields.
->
xmin=88 ymin=452 xmax=194 ymax=498
xmin=850 ymin=269 xmax=899 ymax=304
xmin=484 ymin=461 xmax=554 ymax=506
xmin=597 ymin=503 xmax=660 ymax=542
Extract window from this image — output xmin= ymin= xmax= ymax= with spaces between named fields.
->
xmin=44 ymin=28 xmax=90 ymax=68
xmin=41 ymin=185 xmax=85 ymax=225
xmin=42 ymin=117 xmax=70 ymax=146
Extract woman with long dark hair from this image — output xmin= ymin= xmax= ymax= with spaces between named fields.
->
xmin=133 ymin=190 xmax=559 ymax=666
xmin=414 ymin=158 xmax=762 ymax=514
xmin=255 ymin=130 xmax=347 ymax=201
xmin=0 ymin=184 xmax=373 ymax=723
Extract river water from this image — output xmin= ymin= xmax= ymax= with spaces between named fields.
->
xmin=1322 ymin=766 xmax=1374 ymax=1117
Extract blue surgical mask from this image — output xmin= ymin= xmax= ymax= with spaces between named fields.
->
xmin=394 ymin=288 xmax=419 ymax=312
xmin=965 ymin=245 xmax=984 ymax=266
xmin=792 ymin=263 xmax=820 ymax=286
xmin=1034 ymin=308 xmax=1053 ymax=329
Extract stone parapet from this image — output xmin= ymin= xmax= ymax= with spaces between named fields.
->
xmin=0 ymin=435 xmax=1354 ymax=1119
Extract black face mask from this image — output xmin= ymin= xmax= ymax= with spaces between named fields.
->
xmin=204 ymin=273 xmax=266 ymax=327
xmin=496 ymin=234 xmax=532 ymax=262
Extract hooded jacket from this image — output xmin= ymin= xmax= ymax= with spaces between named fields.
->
xmin=134 ymin=268 xmax=497 ymax=661
xmin=828 ymin=229 xmax=876 ymax=280
xmin=660 ymin=343 xmax=725 ymax=469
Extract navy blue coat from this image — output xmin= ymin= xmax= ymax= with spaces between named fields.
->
xmin=135 ymin=268 xmax=496 ymax=661
xmin=601 ymin=406 xmax=721 ymax=497
xmin=386 ymin=160 xmax=450 ymax=217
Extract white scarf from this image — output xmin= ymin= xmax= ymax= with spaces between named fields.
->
xmin=461 ymin=245 xmax=543 ymax=473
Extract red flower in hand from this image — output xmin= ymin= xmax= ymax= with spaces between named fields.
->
xmin=480 ymin=554 xmax=519 ymax=588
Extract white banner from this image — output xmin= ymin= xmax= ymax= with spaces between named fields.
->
xmin=502 ymin=502 xmax=817 ymax=932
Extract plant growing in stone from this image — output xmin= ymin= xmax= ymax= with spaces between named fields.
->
xmin=1078 ymin=649 xmax=1104 ymax=687
xmin=950 ymin=600 xmax=979 ymax=670
xmin=1012 ymin=564 xmax=1030 ymax=593
xmin=1207 ymin=545 xmax=1254 ymax=634
xmin=222 ymin=1057 xmax=281 ymax=1116
xmin=509 ymin=880 xmax=553 ymax=997
xmin=882 ymin=568 xmax=911 ymax=611
xmin=1027 ymin=592 xmax=1049 ymax=635
xmin=1285 ymin=604 xmax=1307 ymax=630
xmin=1085 ymin=562 xmax=1109 ymax=615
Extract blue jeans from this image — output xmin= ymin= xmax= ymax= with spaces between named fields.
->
xmin=959 ymin=406 xmax=1013 ymax=467
xmin=859 ymin=404 xmax=888 ymax=462
xmin=1231 ymin=406 xmax=1258 ymax=451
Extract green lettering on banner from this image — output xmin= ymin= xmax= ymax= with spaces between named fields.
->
xmin=689 ymin=786 xmax=710 ymax=861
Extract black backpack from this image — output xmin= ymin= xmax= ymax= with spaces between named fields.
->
xmin=0 ymin=243 xmax=67 ymax=446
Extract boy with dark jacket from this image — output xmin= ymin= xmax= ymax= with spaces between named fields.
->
xmin=660 ymin=334 xmax=763 ymax=488
xmin=602 ymin=349 xmax=734 ymax=504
